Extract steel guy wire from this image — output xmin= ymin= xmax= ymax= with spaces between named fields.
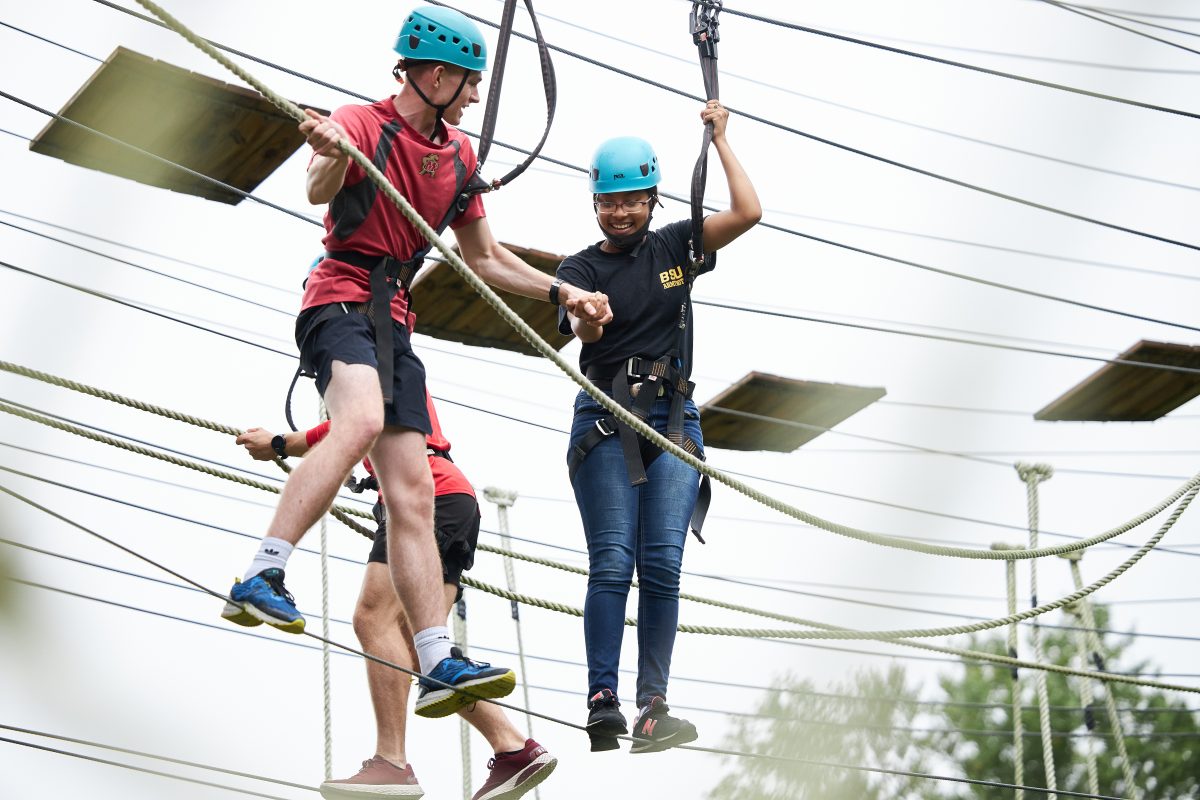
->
xmin=1066 ymin=5 xmax=1200 ymax=23
xmin=6 ymin=349 xmax=1198 ymax=560
xmin=1072 ymin=4 xmax=1200 ymax=37
xmin=8 ymin=488 xmax=1136 ymax=797
xmin=0 ymin=736 xmax=299 ymax=800
xmin=1040 ymin=0 xmax=1200 ymax=55
xmin=495 ymin=0 xmax=1200 ymax=190
xmin=17 ymin=444 xmax=1190 ymax=648
xmin=11 ymin=573 xmax=1193 ymax=744
xmin=0 ymin=442 xmax=279 ymax=511
xmin=0 ymin=218 xmax=296 ymax=317
xmin=7 ymin=101 xmax=1190 ymax=368
xmin=13 ymin=10 xmax=1200 ymax=571
xmin=0 ymin=207 xmax=299 ymax=294
xmin=0 ymin=20 xmax=100 ymax=61
xmin=0 ymin=724 xmax=316 ymax=794
xmin=8 ymin=536 xmax=1193 ymax=733
xmin=703 ymin=406 xmax=1192 ymax=481
xmin=75 ymin=1 xmax=1200 ymax=300
xmin=16 ymin=10 xmax=1199 ymax=289
xmin=718 ymin=1 xmax=1200 ymax=119
xmin=432 ymin=0 xmax=1200 ymax=255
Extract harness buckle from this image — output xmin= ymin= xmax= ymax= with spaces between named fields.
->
xmin=595 ymin=418 xmax=615 ymax=437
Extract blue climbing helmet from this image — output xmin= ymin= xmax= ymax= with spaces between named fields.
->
xmin=589 ymin=136 xmax=661 ymax=194
xmin=394 ymin=6 xmax=488 ymax=72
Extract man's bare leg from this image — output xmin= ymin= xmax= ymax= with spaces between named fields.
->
xmin=265 ymin=363 xmax=383 ymax=545
xmin=354 ymin=563 xmax=413 ymax=765
xmin=369 ymin=429 xmax=445 ymax=634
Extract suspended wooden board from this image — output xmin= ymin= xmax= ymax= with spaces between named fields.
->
xmin=29 ymin=46 xmax=319 ymax=204
xmin=700 ymin=372 xmax=886 ymax=452
xmin=410 ymin=243 xmax=570 ymax=356
xmin=1035 ymin=340 xmax=1200 ymax=421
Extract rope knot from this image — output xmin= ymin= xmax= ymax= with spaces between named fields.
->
xmin=1015 ymin=462 xmax=1054 ymax=485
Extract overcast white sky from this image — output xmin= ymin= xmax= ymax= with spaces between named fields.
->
xmin=2 ymin=1 xmax=1199 ymax=798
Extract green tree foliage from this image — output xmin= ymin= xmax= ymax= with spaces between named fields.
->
xmin=707 ymin=666 xmax=935 ymax=800
xmin=928 ymin=606 xmax=1199 ymax=799
xmin=707 ymin=607 xmax=1198 ymax=799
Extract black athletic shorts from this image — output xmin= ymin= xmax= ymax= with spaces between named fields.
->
xmin=369 ymin=493 xmax=481 ymax=602
xmin=295 ymin=304 xmax=431 ymax=434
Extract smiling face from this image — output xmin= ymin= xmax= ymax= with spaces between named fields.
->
xmin=594 ymin=190 xmax=654 ymax=239
xmin=438 ymin=66 xmax=482 ymax=126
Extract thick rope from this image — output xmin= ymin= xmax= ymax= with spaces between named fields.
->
xmin=1018 ymin=463 xmax=1058 ymax=800
xmin=0 ymin=399 xmax=373 ymax=521
xmin=126 ymin=0 xmax=1200 ymax=564
xmin=3 ymin=395 xmax=1195 ymax=657
xmin=451 ymin=599 xmax=472 ymax=800
xmin=1068 ymin=558 xmax=1140 ymax=798
xmin=997 ymin=543 xmax=1025 ymax=800
xmin=317 ymin=403 xmax=333 ymax=783
xmin=1065 ymin=598 xmax=1100 ymax=798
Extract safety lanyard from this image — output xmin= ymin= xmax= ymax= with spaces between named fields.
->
xmin=672 ymin=0 xmax=722 ymax=378
xmin=467 ymin=0 xmax=557 ymax=195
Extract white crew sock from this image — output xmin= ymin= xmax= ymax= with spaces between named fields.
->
xmin=413 ymin=626 xmax=454 ymax=675
xmin=243 ymin=537 xmax=294 ymax=581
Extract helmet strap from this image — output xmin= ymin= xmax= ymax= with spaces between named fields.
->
xmin=599 ymin=212 xmax=653 ymax=255
xmin=408 ymin=67 xmax=471 ymax=130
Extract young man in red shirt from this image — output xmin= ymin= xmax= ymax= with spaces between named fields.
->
xmin=221 ymin=3 xmax=609 ymax=740
xmin=238 ymin=392 xmax=555 ymax=799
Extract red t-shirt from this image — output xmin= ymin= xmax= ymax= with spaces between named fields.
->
xmin=301 ymin=97 xmax=486 ymax=323
xmin=305 ymin=391 xmax=475 ymax=500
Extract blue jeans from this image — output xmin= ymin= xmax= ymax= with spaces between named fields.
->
xmin=567 ymin=388 xmax=703 ymax=707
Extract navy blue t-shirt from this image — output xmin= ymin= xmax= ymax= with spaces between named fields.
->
xmin=556 ymin=219 xmax=716 ymax=378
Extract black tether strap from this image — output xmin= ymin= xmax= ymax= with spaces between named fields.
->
xmin=430 ymin=0 xmax=557 ymax=197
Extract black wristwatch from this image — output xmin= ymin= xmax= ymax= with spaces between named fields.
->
xmin=548 ymin=278 xmax=564 ymax=306
xmin=271 ymin=434 xmax=289 ymax=460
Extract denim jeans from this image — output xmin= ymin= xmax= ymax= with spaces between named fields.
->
xmin=567 ymin=388 xmax=703 ymax=706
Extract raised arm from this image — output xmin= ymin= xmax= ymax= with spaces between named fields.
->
xmin=698 ymin=100 xmax=762 ymax=253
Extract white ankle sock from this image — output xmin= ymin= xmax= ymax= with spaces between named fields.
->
xmin=413 ymin=626 xmax=454 ymax=675
xmin=243 ymin=537 xmax=294 ymax=581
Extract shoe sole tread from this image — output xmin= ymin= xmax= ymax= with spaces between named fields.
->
xmin=415 ymin=670 xmax=516 ymax=718
xmin=472 ymin=754 xmax=557 ymax=800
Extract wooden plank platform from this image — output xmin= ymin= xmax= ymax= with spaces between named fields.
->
xmin=700 ymin=372 xmax=886 ymax=452
xmin=29 ymin=47 xmax=319 ymax=204
xmin=410 ymin=243 xmax=570 ymax=356
xmin=1035 ymin=340 xmax=1200 ymax=421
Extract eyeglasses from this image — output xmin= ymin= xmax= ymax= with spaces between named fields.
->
xmin=594 ymin=198 xmax=654 ymax=213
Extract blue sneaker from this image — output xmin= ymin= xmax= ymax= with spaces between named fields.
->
xmin=415 ymin=647 xmax=516 ymax=718
xmin=222 ymin=568 xmax=305 ymax=634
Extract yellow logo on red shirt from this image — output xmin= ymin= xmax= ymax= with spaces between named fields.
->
xmin=659 ymin=266 xmax=684 ymax=289
xmin=419 ymin=153 xmax=440 ymax=177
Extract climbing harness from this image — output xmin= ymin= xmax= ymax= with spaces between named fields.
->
xmin=568 ymin=356 xmax=709 ymax=541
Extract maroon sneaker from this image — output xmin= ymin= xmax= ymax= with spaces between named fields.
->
xmin=471 ymin=739 xmax=558 ymax=800
xmin=319 ymin=755 xmax=424 ymax=798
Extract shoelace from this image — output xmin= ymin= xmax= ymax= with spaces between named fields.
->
xmin=262 ymin=572 xmax=296 ymax=605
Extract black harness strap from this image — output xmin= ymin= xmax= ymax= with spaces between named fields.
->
xmin=451 ymin=0 xmax=557 ymax=203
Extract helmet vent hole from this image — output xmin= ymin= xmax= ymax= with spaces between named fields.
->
xmin=409 ymin=34 xmax=420 ymax=49
xmin=639 ymin=163 xmax=649 ymax=177
xmin=428 ymin=23 xmax=437 ymax=31
xmin=453 ymin=36 xmax=461 ymax=44
xmin=438 ymin=34 xmax=447 ymax=41
xmin=414 ymin=24 xmax=423 ymax=31
xmin=472 ymin=43 xmax=481 ymax=57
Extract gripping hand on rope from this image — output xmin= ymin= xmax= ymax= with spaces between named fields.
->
xmin=693 ymin=100 xmax=761 ymax=252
